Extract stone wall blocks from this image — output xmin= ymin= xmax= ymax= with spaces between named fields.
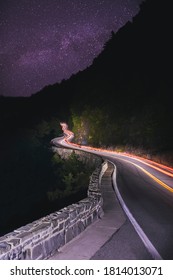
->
xmin=22 ymin=248 xmax=31 ymax=260
xmin=13 ymin=223 xmax=35 ymax=233
xmin=86 ymin=216 xmax=92 ymax=227
xmin=0 ymin=252 xmax=9 ymax=260
xmin=58 ymin=222 xmax=64 ymax=231
xmin=75 ymin=203 xmax=85 ymax=214
xmin=0 ymin=242 xmax=11 ymax=254
xmin=31 ymin=223 xmax=51 ymax=235
xmin=64 ymin=218 xmax=70 ymax=228
xmin=65 ymin=227 xmax=73 ymax=243
xmin=9 ymin=245 xmax=23 ymax=260
xmin=0 ymin=160 xmax=108 ymax=260
xmin=77 ymin=220 xmax=85 ymax=234
xmin=32 ymin=243 xmax=44 ymax=260
xmin=46 ymin=231 xmax=65 ymax=255
xmin=7 ymin=238 xmax=20 ymax=247
xmin=16 ymin=231 xmax=34 ymax=243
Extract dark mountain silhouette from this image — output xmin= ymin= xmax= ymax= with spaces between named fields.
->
xmin=0 ymin=0 xmax=172 ymax=150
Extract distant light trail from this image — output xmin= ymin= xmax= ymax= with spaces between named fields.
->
xmin=59 ymin=122 xmax=173 ymax=193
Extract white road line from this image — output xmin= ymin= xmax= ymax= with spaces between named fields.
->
xmin=109 ymin=160 xmax=163 ymax=260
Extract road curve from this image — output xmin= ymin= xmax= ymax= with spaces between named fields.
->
xmin=51 ymin=123 xmax=173 ymax=260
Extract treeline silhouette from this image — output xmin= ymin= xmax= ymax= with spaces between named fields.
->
xmin=0 ymin=0 xmax=173 ymax=234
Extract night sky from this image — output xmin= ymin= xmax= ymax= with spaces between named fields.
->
xmin=0 ymin=0 xmax=142 ymax=97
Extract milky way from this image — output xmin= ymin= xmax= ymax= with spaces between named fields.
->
xmin=0 ymin=0 xmax=142 ymax=97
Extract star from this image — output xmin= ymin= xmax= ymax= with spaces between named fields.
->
xmin=0 ymin=0 xmax=142 ymax=97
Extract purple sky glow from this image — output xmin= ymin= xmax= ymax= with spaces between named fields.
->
xmin=0 ymin=0 xmax=142 ymax=97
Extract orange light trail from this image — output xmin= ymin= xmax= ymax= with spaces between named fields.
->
xmin=112 ymin=156 xmax=173 ymax=193
xmin=60 ymin=123 xmax=173 ymax=187
xmin=121 ymin=153 xmax=173 ymax=174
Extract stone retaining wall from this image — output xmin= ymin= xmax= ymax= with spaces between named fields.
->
xmin=0 ymin=162 xmax=108 ymax=260
xmin=52 ymin=147 xmax=102 ymax=166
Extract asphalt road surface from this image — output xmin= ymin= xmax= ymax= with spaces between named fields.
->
xmin=91 ymin=220 xmax=152 ymax=260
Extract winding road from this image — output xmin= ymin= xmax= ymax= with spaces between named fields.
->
xmin=51 ymin=123 xmax=173 ymax=260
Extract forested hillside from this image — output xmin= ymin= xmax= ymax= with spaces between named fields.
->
xmin=69 ymin=0 xmax=172 ymax=153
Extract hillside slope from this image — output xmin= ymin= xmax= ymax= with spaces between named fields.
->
xmin=1 ymin=0 xmax=172 ymax=151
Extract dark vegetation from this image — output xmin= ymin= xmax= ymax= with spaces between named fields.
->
xmin=0 ymin=120 xmax=95 ymax=235
xmin=0 ymin=0 xmax=172 ymax=234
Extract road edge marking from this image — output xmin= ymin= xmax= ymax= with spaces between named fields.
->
xmin=109 ymin=160 xmax=163 ymax=260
